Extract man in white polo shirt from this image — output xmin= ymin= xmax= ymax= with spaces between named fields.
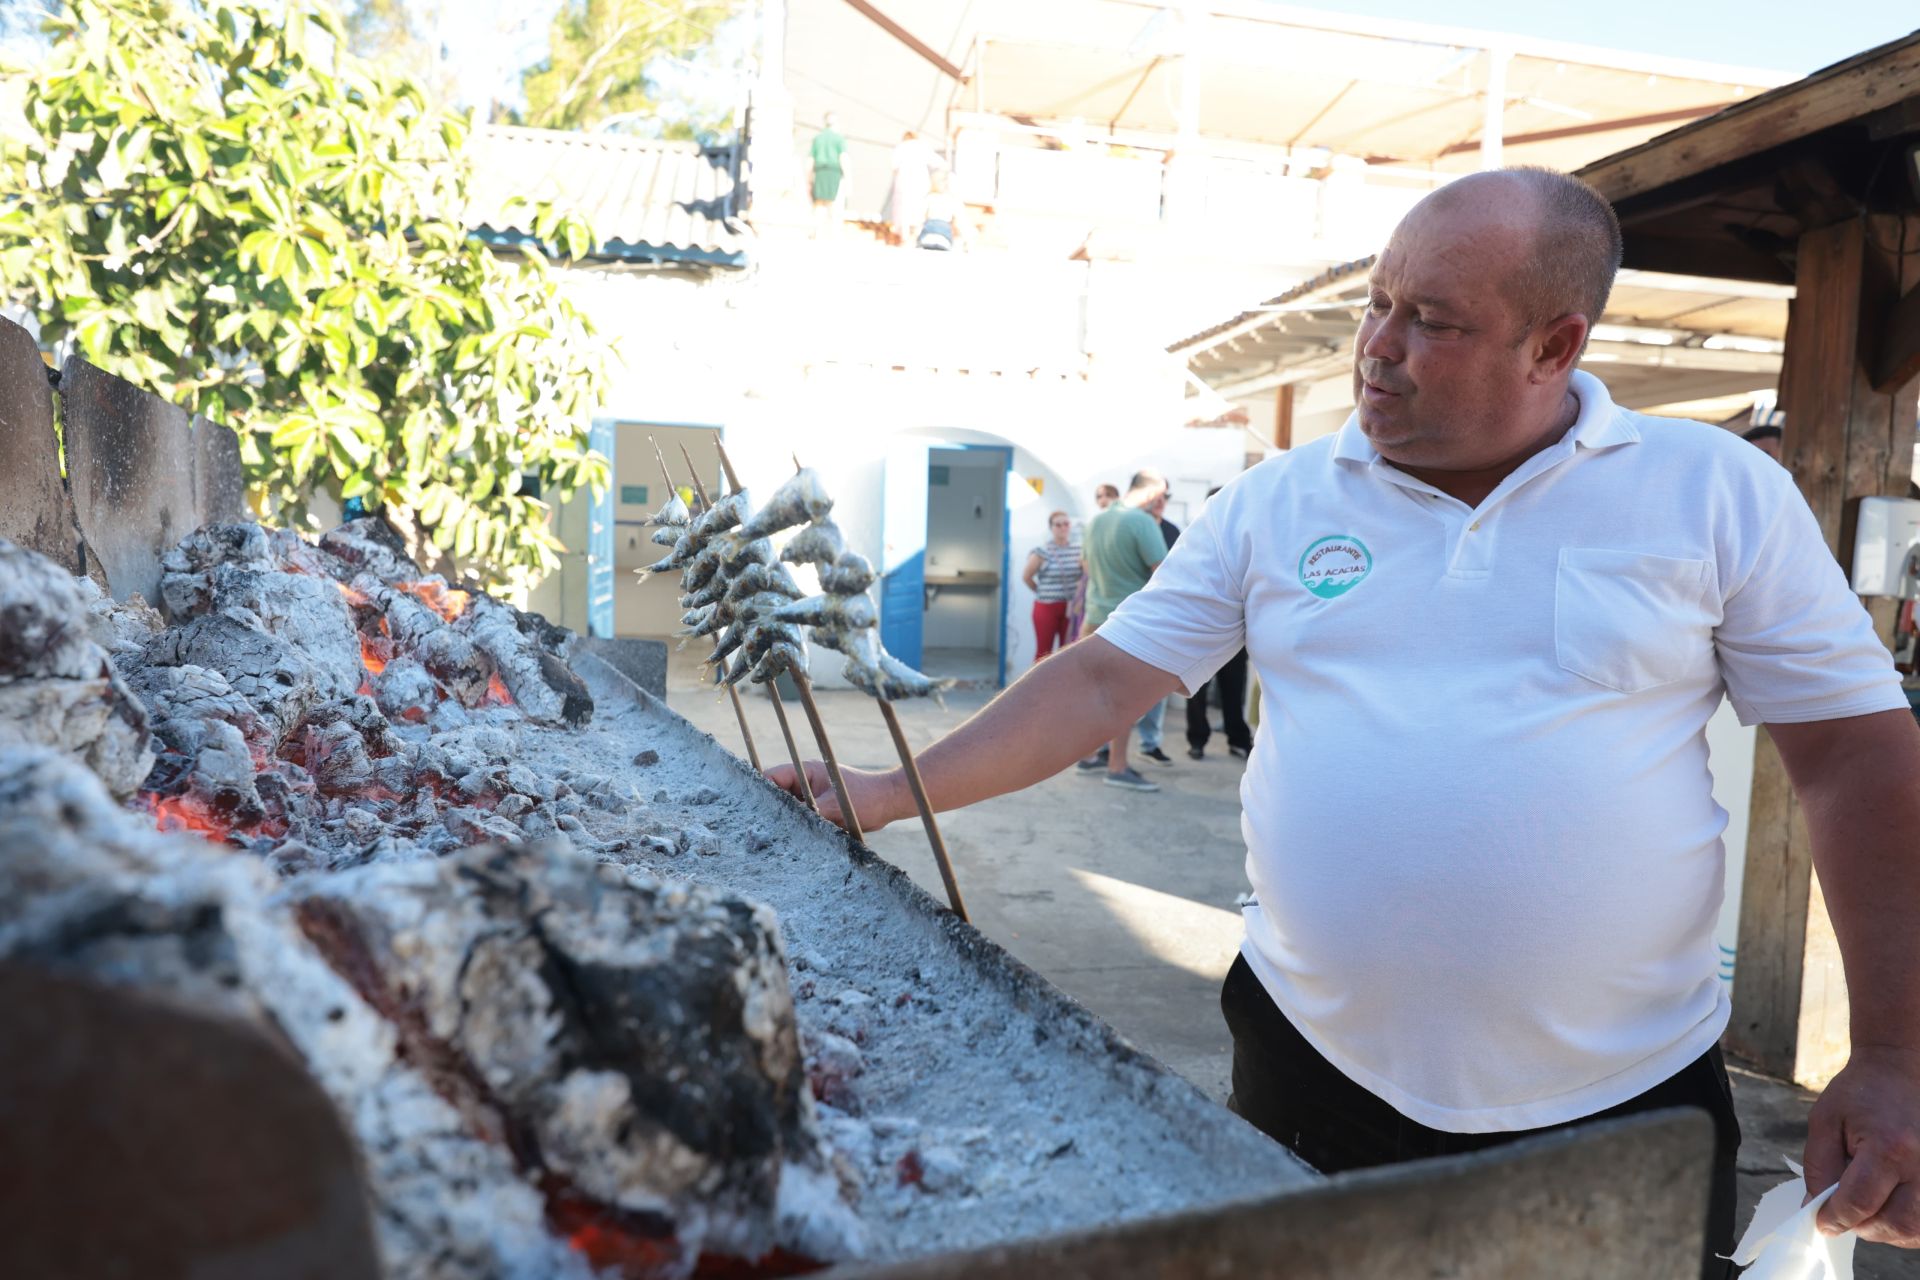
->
xmin=774 ymin=168 xmax=1920 ymax=1269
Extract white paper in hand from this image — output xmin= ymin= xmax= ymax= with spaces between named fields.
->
xmin=1725 ymin=1158 xmax=1857 ymax=1280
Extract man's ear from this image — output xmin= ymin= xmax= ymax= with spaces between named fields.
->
xmin=1531 ymin=314 xmax=1589 ymax=382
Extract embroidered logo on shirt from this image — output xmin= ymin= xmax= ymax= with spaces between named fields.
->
xmin=1299 ymin=536 xmax=1373 ymax=599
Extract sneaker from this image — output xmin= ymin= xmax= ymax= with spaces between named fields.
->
xmin=1076 ymin=747 xmax=1110 ymax=773
xmin=1104 ymin=768 xmax=1160 ymax=793
xmin=1228 ymin=745 xmax=1251 ymax=760
xmin=1187 ymin=746 xmax=1205 ymax=760
xmin=1140 ymin=746 xmax=1174 ymax=765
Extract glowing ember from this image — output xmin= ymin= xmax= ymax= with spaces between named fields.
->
xmin=483 ymin=673 xmax=513 ymax=706
xmin=398 ymin=580 xmax=472 ymax=622
xmin=334 ymin=580 xmax=372 ymax=608
xmin=360 ymin=633 xmax=391 ymax=675
xmin=137 ymin=792 xmax=234 ymax=842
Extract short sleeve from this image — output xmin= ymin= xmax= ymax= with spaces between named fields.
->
xmin=1714 ymin=471 xmax=1907 ymax=726
xmin=1095 ymin=500 xmax=1247 ymax=696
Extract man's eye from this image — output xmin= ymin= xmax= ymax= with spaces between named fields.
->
xmin=1414 ymin=318 xmax=1451 ymax=331
xmin=1367 ymin=298 xmax=1389 ymax=314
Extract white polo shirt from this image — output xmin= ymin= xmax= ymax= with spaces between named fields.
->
xmin=1097 ymin=370 xmax=1908 ymax=1133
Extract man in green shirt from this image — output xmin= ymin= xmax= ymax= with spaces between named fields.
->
xmin=1078 ymin=470 xmax=1169 ymax=791
xmin=810 ymin=113 xmax=847 ymax=236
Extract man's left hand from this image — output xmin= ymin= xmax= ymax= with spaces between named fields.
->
xmin=1803 ymin=1045 xmax=1920 ymax=1246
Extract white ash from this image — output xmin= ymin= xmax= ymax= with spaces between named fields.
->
xmin=0 ymin=539 xmax=155 ymax=799
xmin=0 ymin=747 xmax=863 ymax=1278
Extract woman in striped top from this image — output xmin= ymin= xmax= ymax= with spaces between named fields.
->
xmin=1023 ymin=511 xmax=1081 ymax=660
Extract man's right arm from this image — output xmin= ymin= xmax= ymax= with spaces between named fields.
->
xmin=769 ymin=636 xmax=1182 ymax=830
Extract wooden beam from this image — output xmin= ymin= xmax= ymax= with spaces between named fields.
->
xmin=1730 ymin=214 xmax=1920 ymax=1087
xmin=1432 ymin=104 xmax=1731 ymax=159
xmin=1873 ymin=278 xmax=1920 ymax=393
xmin=841 ymin=0 xmax=968 ymax=83
xmin=1578 ymin=34 xmax=1920 ymax=205
xmin=1617 ymin=232 xmax=1795 ymax=285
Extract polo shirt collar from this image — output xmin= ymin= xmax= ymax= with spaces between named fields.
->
xmin=1332 ymin=367 xmax=1639 ymax=470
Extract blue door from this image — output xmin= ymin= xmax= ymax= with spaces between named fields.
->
xmin=878 ymin=437 xmax=929 ymax=668
xmin=586 ymin=419 xmax=615 ymax=639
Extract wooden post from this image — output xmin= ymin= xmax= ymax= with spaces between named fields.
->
xmin=1272 ymin=383 xmax=1295 ymax=451
xmin=1728 ymin=214 xmax=1920 ymax=1087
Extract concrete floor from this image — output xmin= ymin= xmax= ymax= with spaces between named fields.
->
xmin=661 ymin=650 xmax=1916 ymax=1277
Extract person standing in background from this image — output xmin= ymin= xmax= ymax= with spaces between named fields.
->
xmin=1067 ymin=484 xmax=1122 ymax=643
xmin=1023 ymin=511 xmax=1080 ymax=661
xmin=1187 ymin=486 xmax=1254 ymax=760
xmin=809 ymin=113 xmax=848 ymax=238
xmin=888 ymin=131 xmax=934 ymax=248
xmin=1132 ymin=484 xmax=1180 ymax=765
xmin=1074 ymin=471 xmax=1170 ymax=791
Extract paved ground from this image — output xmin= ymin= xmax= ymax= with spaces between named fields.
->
xmin=662 ymin=652 xmax=1916 ymax=1276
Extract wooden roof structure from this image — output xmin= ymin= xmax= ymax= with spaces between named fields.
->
xmin=1577 ymin=33 xmax=1920 ymax=1089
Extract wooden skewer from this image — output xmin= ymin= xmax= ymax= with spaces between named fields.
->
xmin=876 ymin=696 xmax=967 ymax=920
xmin=790 ymin=668 xmax=864 ymax=843
xmin=766 ymin=683 xmax=816 ymax=810
xmin=712 ymin=438 xmax=869 ymax=839
xmin=652 ymin=437 xmax=763 ymax=774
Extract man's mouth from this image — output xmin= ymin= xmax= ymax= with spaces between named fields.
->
xmin=1360 ymin=378 xmax=1404 ymax=405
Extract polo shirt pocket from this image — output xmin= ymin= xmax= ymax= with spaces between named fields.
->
xmin=1555 ymin=549 xmax=1714 ymax=693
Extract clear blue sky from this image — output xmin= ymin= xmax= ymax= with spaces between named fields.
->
xmin=1287 ymin=0 xmax=1915 ymax=76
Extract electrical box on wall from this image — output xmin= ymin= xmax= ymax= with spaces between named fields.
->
xmin=1850 ymin=497 xmax=1920 ymax=597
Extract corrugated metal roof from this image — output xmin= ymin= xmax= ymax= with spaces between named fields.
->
xmin=465 ymin=125 xmax=748 ymax=268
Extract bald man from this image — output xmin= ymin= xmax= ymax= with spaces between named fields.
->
xmin=776 ymin=169 xmax=1920 ymax=1271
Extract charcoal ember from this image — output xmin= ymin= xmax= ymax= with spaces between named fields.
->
xmin=805 ymin=1031 xmax=866 ymax=1112
xmin=155 ymin=523 xmax=276 ymax=616
xmin=0 ymin=752 xmax=582 ymax=1280
xmin=288 ymin=719 xmax=377 ymax=795
xmin=125 ymin=663 xmax=271 ymax=760
xmin=374 ymin=657 xmax=440 ymax=725
xmin=0 ymin=539 xmax=155 ymax=800
xmin=409 ymin=628 xmax=493 ymax=708
xmin=319 ymin=518 xmax=418 ymax=582
xmin=76 ymin=577 xmax=163 ymax=657
xmin=444 ymin=807 xmax=523 ymax=847
xmin=459 ymin=595 xmax=592 ymax=727
xmin=287 ymin=843 xmax=864 ymax=1266
xmin=158 ymin=574 xmax=362 ymax=704
xmin=518 ymin=808 xmax=561 ymax=841
xmin=135 ymin=613 xmax=323 ymax=746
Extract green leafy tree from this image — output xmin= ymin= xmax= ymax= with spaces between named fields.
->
xmin=520 ymin=0 xmax=736 ymax=134
xmin=340 ymin=0 xmax=457 ymax=106
xmin=0 ymin=0 xmax=611 ymax=593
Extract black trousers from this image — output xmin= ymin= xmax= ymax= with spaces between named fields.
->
xmin=1221 ymin=955 xmax=1741 ymax=1279
xmin=1186 ymin=648 xmax=1253 ymax=752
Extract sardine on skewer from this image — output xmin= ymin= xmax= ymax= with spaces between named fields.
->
xmin=691 ymin=489 xmax=751 ymax=541
xmin=772 ymin=592 xmax=876 ymax=631
xmin=724 ymin=562 xmax=804 ymax=605
xmin=780 ymin=518 xmax=845 ymax=569
xmin=818 ymin=550 xmax=876 ymax=596
xmin=737 ymin=469 xmax=834 ymax=542
xmin=651 ymin=525 xmax=683 ymax=547
xmin=679 ymin=544 xmax=724 ymax=594
xmin=749 ymin=640 xmax=807 ymax=685
xmin=639 ymin=528 xmax=698 ymax=577
xmin=843 ymin=647 xmax=955 ymax=703
xmin=719 ymin=531 xmax=775 ymax=572
xmin=732 ymin=589 xmax=799 ymax=629
xmin=645 ymin=491 xmax=691 ymax=528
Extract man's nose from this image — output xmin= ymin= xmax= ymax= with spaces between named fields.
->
xmin=1360 ymin=314 xmax=1404 ymax=364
